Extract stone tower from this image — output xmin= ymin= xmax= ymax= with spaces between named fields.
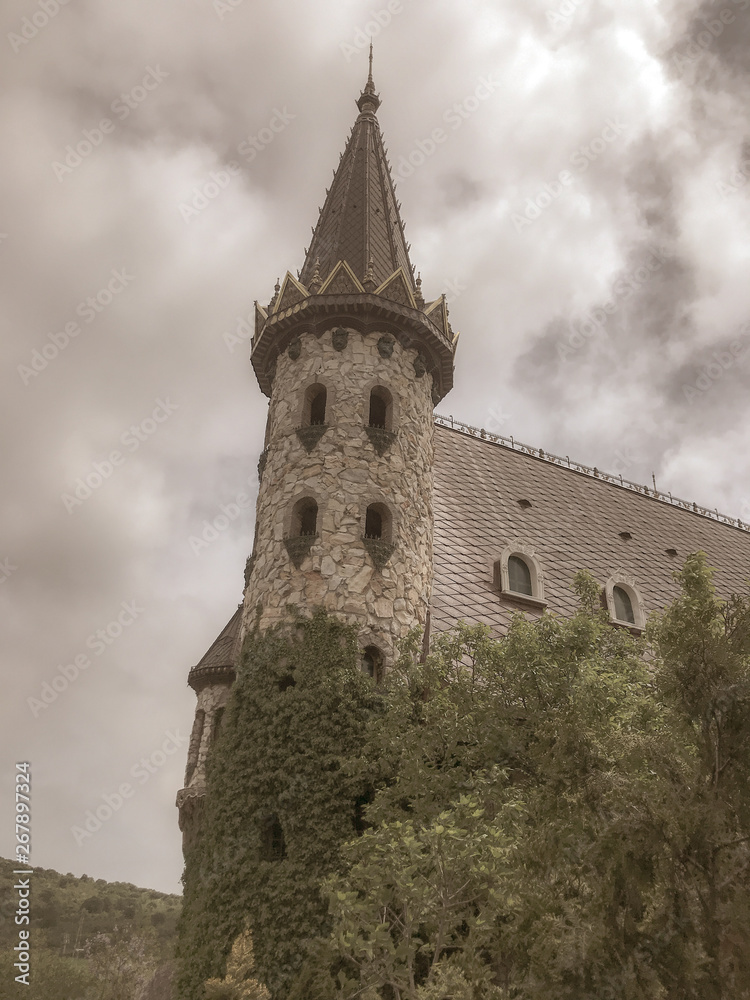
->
xmin=177 ymin=53 xmax=457 ymax=847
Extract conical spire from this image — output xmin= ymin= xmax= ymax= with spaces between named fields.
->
xmin=357 ymin=41 xmax=381 ymax=115
xmin=298 ymin=47 xmax=414 ymax=291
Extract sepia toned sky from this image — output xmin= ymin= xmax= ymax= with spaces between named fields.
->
xmin=1 ymin=0 xmax=749 ymax=895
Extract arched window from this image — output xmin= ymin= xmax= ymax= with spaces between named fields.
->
xmin=605 ymin=576 xmax=644 ymax=630
xmin=285 ymin=496 xmax=319 ymax=567
xmin=309 ymin=387 xmax=327 ymax=426
xmin=361 ymin=645 xmax=383 ymax=681
xmin=364 ymin=503 xmax=392 ymax=542
xmin=362 ymin=503 xmax=395 ymax=568
xmin=368 ymin=386 xmax=392 ymax=430
xmin=495 ymin=544 xmax=546 ymax=605
xmin=291 ymin=497 xmax=318 ymax=537
xmin=365 ymin=506 xmax=382 ymax=539
xmin=613 ymin=585 xmax=635 ymax=624
xmin=260 ymin=814 xmax=286 ymax=862
xmin=301 ymin=383 xmax=328 ymax=427
xmin=508 ymin=555 xmax=533 ymax=596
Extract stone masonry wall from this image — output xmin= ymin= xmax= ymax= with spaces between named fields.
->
xmin=179 ymin=681 xmax=232 ymax=797
xmin=242 ymin=325 xmax=435 ymax=661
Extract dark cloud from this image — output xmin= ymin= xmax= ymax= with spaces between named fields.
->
xmin=1 ymin=0 xmax=748 ymax=894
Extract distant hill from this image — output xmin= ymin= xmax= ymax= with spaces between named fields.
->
xmin=0 ymin=857 xmax=181 ymax=999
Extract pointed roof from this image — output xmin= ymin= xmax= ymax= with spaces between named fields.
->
xmin=188 ymin=606 xmax=242 ymax=690
xmin=298 ymin=51 xmax=414 ymax=292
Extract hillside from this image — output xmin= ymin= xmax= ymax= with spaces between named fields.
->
xmin=0 ymin=858 xmax=181 ymax=999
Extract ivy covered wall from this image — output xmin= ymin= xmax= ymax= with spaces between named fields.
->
xmin=176 ymin=608 xmax=382 ymax=999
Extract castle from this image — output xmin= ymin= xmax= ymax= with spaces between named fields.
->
xmin=176 ymin=55 xmax=750 ymax=852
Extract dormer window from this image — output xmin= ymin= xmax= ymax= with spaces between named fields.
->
xmin=508 ymin=555 xmax=533 ymax=596
xmin=612 ymin=586 xmax=635 ymax=624
xmin=605 ymin=575 xmax=645 ymax=630
xmin=494 ymin=543 xmax=546 ymax=606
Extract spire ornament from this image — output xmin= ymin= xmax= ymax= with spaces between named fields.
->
xmin=357 ymin=41 xmax=381 ymax=115
xmin=363 ymin=255 xmax=377 ymax=292
xmin=309 ymin=257 xmax=322 ymax=293
xmin=415 ymin=272 xmax=425 ymax=308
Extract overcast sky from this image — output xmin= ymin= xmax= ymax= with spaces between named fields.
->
xmin=1 ymin=0 xmax=749 ymax=896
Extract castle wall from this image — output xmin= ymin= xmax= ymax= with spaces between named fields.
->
xmin=176 ymin=680 xmax=232 ymax=850
xmin=242 ymin=325 xmax=435 ymax=660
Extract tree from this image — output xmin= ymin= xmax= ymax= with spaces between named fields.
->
xmin=292 ymin=555 xmax=750 ymax=998
xmin=0 ymin=949 xmax=92 ymax=1000
xmin=204 ymin=928 xmax=271 ymax=999
xmin=84 ymin=931 xmax=158 ymax=1000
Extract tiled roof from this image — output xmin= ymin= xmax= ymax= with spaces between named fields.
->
xmin=191 ymin=422 xmax=750 ymax=683
xmin=193 ymin=606 xmax=243 ymax=670
xmin=193 ymin=423 xmax=750 ymax=675
xmin=431 ymin=422 xmax=750 ymax=637
xmin=298 ymin=73 xmax=413 ymax=291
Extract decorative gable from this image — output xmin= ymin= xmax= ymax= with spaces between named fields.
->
xmin=318 ymin=260 xmax=365 ymax=296
xmin=425 ymin=295 xmax=450 ymax=338
xmin=375 ymin=268 xmax=416 ymax=309
xmin=272 ymin=272 xmax=310 ymax=314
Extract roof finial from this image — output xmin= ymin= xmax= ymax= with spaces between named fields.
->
xmin=357 ymin=41 xmax=381 ymax=115
xmin=415 ymin=272 xmax=425 ymax=308
xmin=363 ymin=255 xmax=377 ymax=292
xmin=309 ymin=257 xmax=322 ymax=293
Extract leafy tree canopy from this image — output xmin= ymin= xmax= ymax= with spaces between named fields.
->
xmin=291 ymin=554 xmax=750 ymax=999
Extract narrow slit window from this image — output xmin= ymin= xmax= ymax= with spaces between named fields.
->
xmin=211 ymin=707 xmax=225 ymax=743
xmin=260 ymin=814 xmax=286 ymax=862
xmin=361 ymin=645 xmax=383 ymax=681
xmin=309 ymin=387 xmax=327 ymax=426
xmin=292 ymin=498 xmax=318 ymax=537
xmin=369 ymin=391 xmax=387 ymax=428
xmin=365 ymin=506 xmax=383 ymax=539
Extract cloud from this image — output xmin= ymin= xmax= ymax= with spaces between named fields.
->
xmin=1 ymin=0 xmax=748 ymax=893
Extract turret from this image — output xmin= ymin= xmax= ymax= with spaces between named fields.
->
xmin=177 ymin=49 xmax=457 ymax=846
xmin=243 ymin=49 xmax=457 ymax=660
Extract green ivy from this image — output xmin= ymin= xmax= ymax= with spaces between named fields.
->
xmin=176 ymin=608 xmax=383 ymax=1000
